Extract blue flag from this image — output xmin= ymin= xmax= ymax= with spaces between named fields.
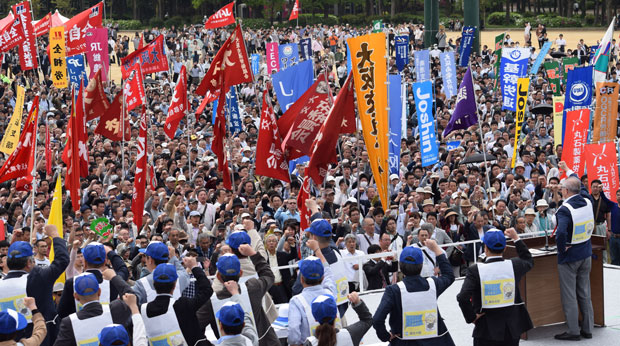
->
xmin=212 ymin=99 xmax=218 ymax=124
xmin=563 ymin=65 xmax=593 ymax=140
xmin=501 ymin=48 xmax=530 ymax=111
xmin=66 ymin=55 xmax=87 ymax=89
xmin=251 ymin=54 xmax=260 ymax=76
xmin=346 ymin=43 xmax=352 ymax=74
xmin=279 ymin=43 xmax=299 ymax=70
xmin=388 ymin=75 xmax=403 ymax=175
xmin=413 ymin=80 xmax=438 ymax=167
xmin=589 ymin=45 xmax=599 ymax=63
xmin=447 ymin=140 xmax=462 ymax=151
xmin=289 ymin=156 xmax=310 ymax=175
xmin=459 ymin=26 xmax=476 ymax=67
xmin=395 ymin=35 xmax=409 ymax=72
xmin=227 ymin=87 xmax=242 ymax=134
xmin=300 ymin=38 xmax=312 ymax=61
xmin=414 ymin=50 xmax=430 ymax=81
xmin=272 ymin=60 xmax=314 ymax=112
xmin=439 ymin=51 xmax=458 ymax=99
xmin=529 ymin=41 xmax=552 ymax=75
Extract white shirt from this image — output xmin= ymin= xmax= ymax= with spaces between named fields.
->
xmin=343 ymin=249 xmax=364 ymax=282
xmin=268 ymin=251 xmax=283 ymax=283
xmin=357 ymin=233 xmax=380 ymax=253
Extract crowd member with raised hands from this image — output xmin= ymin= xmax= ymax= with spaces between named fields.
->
xmin=0 ymin=297 xmax=46 ymax=346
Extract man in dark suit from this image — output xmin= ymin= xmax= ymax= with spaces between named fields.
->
xmin=54 ymin=271 xmax=132 ymax=346
xmin=265 ymin=233 xmax=297 ymax=303
xmin=457 ymin=228 xmax=534 ymax=346
xmin=464 ymin=213 xmax=492 ymax=263
xmin=363 ymin=245 xmax=398 ymax=290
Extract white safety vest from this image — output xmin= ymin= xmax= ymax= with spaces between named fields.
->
xmin=306 ymin=329 xmax=353 ymax=346
xmin=292 ymin=293 xmax=342 ymax=337
xmin=399 ymin=278 xmax=439 ymax=340
xmin=140 ymin=298 xmax=187 ymax=346
xmin=69 ymin=305 xmax=113 ymax=346
xmin=211 ymin=276 xmax=256 ymax=330
xmin=478 ymin=260 xmax=516 ymax=309
xmin=140 ymin=276 xmax=181 ymax=303
xmin=76 ymin=279 xmax=110 ymax=311
xmin=563 ymin=199 xmax=595 ymax=245
xmin=330 ymin=250 xmax=349 ymax=306
xmin=0 ymin=275 xmax=32 ymax=323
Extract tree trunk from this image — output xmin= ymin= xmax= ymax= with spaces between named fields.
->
xmin=391 ymin=0 xmax=397 ymax=18
xmin=506 ymin=0 xmax=510 ymax=23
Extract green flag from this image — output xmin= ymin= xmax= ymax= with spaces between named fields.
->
xmin=493 ymin=33 xmax=505 ymax=90
xmin=544 ymin=61 xmax=562 ymax=96
xmin=372 ymin=20 xmax=383 ymax=33
xmin=562 ymin=57 xmax=579 ymax=84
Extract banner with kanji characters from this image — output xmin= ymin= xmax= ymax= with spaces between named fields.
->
xmin=0 ymin=85 xmax=25 ymax=155
xmin=63 ymin=2 xmax=103 ymax=56
xmin=552 ymin=96 xmax=564 ymax=146
xmin=251 ymin=54 xmax=260 ymax=76
xmin=388 ymin=74 xmax=403 ymax=174
xmin=585 ymin=142 xmax=619 ymax=202
xmin=278 ymin=43 xmax=299 ymax=70
xmin=562 ymin=57 xmax=579 ymax=84
xmin=33 ymin=12 xmax=51 ymax=37
xmin=0 ymin=15 xmax=25 ymax=52
xmin=511 ymin=77 xmax=530 ymax=167
xmin=85 ymin=28 xmax=109 ymax=81
xmin=440 ymin=51 xmax=457 ymax=99
xmin=414 ymin=49 xmax=430 ymax=81
xmin=266 ymin=42 xmax=279 ymax=73
xmin=66 ymin=54 xmax=87 ymax=89
xmin=395 ymin=35 xmax=408 ymax=72
xmin=227 ymin=87 xmax=242 ymax=133
xmin=459 ymin=26 xmax=475 ymax=67
xmin=120 ymin=35 xmax=168 ymax=78
xmin=49 ymin=26 xmax=68 ymax=88
xmin=561 ymin=108 xmax=590 ymax=177
xmin=300 ymin=38 xmax=311 ymax=61
xmin=544 ymin=60 xmax=561 ymax=96
xmin=12 ymin=1 xmax=37 ymax=71
xmin=592 ymin=82 xmax=618 ymax=143
xmin=501 ymin=48 xmax=530 ymax=111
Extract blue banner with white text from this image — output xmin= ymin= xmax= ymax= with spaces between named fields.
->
xmin=414 ymin=49 xmax=430 ymax=82
xmin=395 ymin=35 xmax=409 ymax=72
xmin=413 ymin=80 xmax=439 ymax=166
xmin=501 ymin=48 xmax=530 ymax=111
xmin=389 ymin=74 xmax=403 ymax=175
xmin=278 ymin=43 xmax=299 ymax=70
xmin=272 ymin=60 xmax=314 ymax=112
xmin=251 ymin=54 xmax=260 ymax=76
xmin=66 ymin=54 xmax=87 ymax=89
xmin=227 ymin=87 xmax=242 ymax=133
xmin=459 ymin=26 xmax=476 ymax=67
xmin=440 ymin=51 xmax=458 ymax=99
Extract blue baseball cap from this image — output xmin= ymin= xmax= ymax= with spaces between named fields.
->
xmin=216 ymin=253 xmax=241 ymax=277
xmin=0 ymin=309 xmax=27 ymax=334
xmin=82 ymin=242 xmax=106 ymax=265
xmin=7 ymin=241 xmax=33 ymax=259
xmin=216 ymin=301 xmax=245 ymax=327
xmin=482 ymin=229 xmax=506 ymax=251
xmin=311 ymin=294 xmax=338 ymax=324
xmin=74 ymin=273 xmax=99 ymax=296
xmin=299 ymin=256 xmax=324 ymax=280
xmin=400 ymin=246 xmax=424 ymax=265
xmin=307 ymin=219 xmax=332 ymax=237
xmin=139 ymin=241 xmax=169 ymax=261
xmin=98 ymin=324 xmax=129 ymax=346
xmin=226 ymin=231 xmax=251 ymax=250
xmin=153 ymin=263 xmax=178 ymax=283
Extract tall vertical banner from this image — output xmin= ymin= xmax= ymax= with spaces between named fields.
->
xmin=401 ymin=81 xmax=408 ymax=139
xmin=564 ymin=66 xmax=593 ymax=140
xmin=544 ymin=60 xmax=561 ymax=96
xmin=530 ymin=41 xmax=552 ymax=75
xmin=66 ymin=54 xmax=87 ymax=89
xmin=300 ymin=38 xmax=312 ymax=61
xmin=585 ymin=142 xmax=619 ymax=202
xmin=388 ymin=74 xmax=402 ymax=174
xmin=278 ymin=43 xmax=299 ymax=70
xmin=413 ymin=80 xmax=438 ymax=167
xmin=227 ymin=87 xmax=242 ymax=133
xmin=511 ymin=77 xmax=530 ymax=167
xmin=348 ymin=33 xmax=390 ymax=211
xmin=592 ymin=82 xmax=618 ymax=143
xmin=493 ymin=33 xmax=505 ymax=89
xmin=414 ymin=49 xmax=430 ymax=81
xmin=562 ymin=57 xmax=579 ymax=84
xmin=501 ymin=48 xmax=530 ymax=111
xmin=12 ymin=1 xmax=37 ymax=71
xmin=0 ymin=85 xmax=25 ymax=155
xmin=592 ymin=19 xmax=615 ymax=83
xmin=395 ymin=35 xmax=409 ymax=72
xmin=561 ymin=109 xmax=590 ymax=177
xmin=459 ymin=26 xmax=475 ymax=67
xmin=49 ymin=26 xmax=68 ymax=89
xmin=439 ymin=51 xmax=457 ymax=99
xmin=251 ymin=54 xmax=260 ymax=76
xmin=346 ymin=43 xmax=352 ymax=74
xmin=552 ymin=96 xmax=565 ymax=146
xmin=85 ymin=28 xmax=109 ymax=81
xmin=266 ymin=42 xmax=279 ymax=74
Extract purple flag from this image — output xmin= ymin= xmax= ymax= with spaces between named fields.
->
xmin=443 ymin=67 xmax=478 ymax=136
xmin=85 ymin=28 xmax=109 ymax=81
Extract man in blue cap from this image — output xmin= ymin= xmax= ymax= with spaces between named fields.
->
xmin=373 ymin=239 xmax=455 ymax=345
xmin=57 ymin=242 xmax=131 ymax=319
xmin=132 ymin=241 xmax=190 ymax=304
xmin=213 ymin=299 xmax=258 ymax=346
xmin=457 ymin=228 xmax=534 ymax=346
xmin=140 ymin=258 xmax=212 ymax=346
xmin=54 ymin=272 xmax=133 ymax=346
xmin=97 ymin=324 xmax=131 ymax=346
xmin=0 ymin=224 xmax=68 ymax=346
xmin=0 ymin=297 xmax=46 ymax=345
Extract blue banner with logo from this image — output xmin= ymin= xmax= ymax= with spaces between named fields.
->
xmin=278 ymin=43 xmax=299 ymax=70
xmin=529 ymin=41 xmax=552 ymax=75
xmin=414 ymin=49 xmax=430 ymax=81
xmin=272 ymin=59 xmax=314 ymax=112
xmin=395 ymin=35 xmax=409 ymax=72
xmin=66 ymin=54 xmax=87 ymax=89
xmin=501 ymin=48 xmax=530 ymax=111
xmin=459 ymin=26 xmax=476 ymax=67
xmin=227 ymin=87 xmax=242 ymax=134
xmin=388 ymin=74 xmax=403 ymax=175
xmin=447 ymin=140 xmax=461 ymax=151
xmin=563 ymin=65 xmax=593 ymax=139
xmin=251 ymin=54 xmax=260 ymax=76
xmin=589 ymin=45 xmax=598 ymax=63
xmin=439 ymin=51 xmax=458 ymax=99
xmin=413 ymin=80 xmax=438 ymax=167
xmin=300 ymin=38 xmax=312 ymax=61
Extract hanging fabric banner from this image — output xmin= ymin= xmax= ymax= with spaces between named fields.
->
xmin=395 ymin=35 xmax=409 ymax=72
xmin=439 ymin=51 xmax=457 ymax=99
xmin=388 ymin=74 xmax=402 ymax=175
xmin=501 ymin=48 xmax=530 ymax=111
xmin=413 ymin=80 xmax=438 ymax=167
xmin=592 ymin=82 xmax=618 ymax=143
xmin=561 ymin=108 xmax=590 ymax=177
xmin=414 ymin=49 xmax=430 ymax=81
xmin=585 ymin=142 xmax=619 ymax=203
xmin=49 ymin=26 xmax=68 ymax=88
xmin=278 ymin=43 xmax=299 ymax=70
xmin=511 ymin=77 xmax=530 ymax=167
xmin=266 ymin=42 xmax=279 ymax=74
xmin=459 ymin=26 xmax=476 ymax=67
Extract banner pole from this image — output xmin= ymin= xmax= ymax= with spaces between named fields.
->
xmin=121 ymin=90 xmax=126 ymax=180
xmin=29 ymin=104 xmax=38 ymax=245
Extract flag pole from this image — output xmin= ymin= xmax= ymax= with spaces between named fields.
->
xmin=29 ymin=98 xmax=39 ymax=245
xmin=121 ymin=90 xmax=126 ymax=180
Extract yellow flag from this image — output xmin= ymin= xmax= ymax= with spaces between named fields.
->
xmin=0 ymin=85 xmax=25 ymax=155
xmin=552 ymin=96 xmax=565 ymax=147
xmin=49 ymin=26 xmax=68 ymax=89
xmin=511 ymin=78 xmax=530 ymax=168
xmin=348 ymin=33 xmax=389 ymax=211
xmin=49 ymin=176 xmax=65 ymax=283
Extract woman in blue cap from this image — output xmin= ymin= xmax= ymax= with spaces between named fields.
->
xmin=0 ymin=297 xmax=46 ymax=346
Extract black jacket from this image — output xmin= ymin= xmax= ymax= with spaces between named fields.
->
xmin=266 ymin=250 xmax=297 ymax=297
xmin=363 ymin=258 xmax=398 ymax=290
xmin=456 ymin=239 xmax=534 ymax=341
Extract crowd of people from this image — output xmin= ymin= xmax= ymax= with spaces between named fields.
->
xmin=0 ymin=16 xmax=618 ymax=346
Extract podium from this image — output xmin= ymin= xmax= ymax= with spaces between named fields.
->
xmin=503 ymin=235 xmax=605 ymax=331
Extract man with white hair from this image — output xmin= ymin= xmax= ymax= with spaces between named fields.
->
xmin=342 ymin=234 xmax=364 ymax=292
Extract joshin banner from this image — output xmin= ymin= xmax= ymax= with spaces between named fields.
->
xmin=413 ymin=80 xmax=438 ymax=167
xmin=511 ymin=77 xmax=530 ymax=167
xmin=592 ymin=82 xmax=618 ymax=143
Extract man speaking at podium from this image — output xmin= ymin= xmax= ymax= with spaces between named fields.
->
xmin=554 ymin=162 xmax=595 ymax=341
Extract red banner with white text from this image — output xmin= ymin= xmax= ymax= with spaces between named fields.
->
xmin=585 ymin=142 xmax=619 ymax=203
xmin=561 ymin=108 xmax=590 ymax=178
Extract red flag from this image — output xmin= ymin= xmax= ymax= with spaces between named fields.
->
xmin=255 ymin=93 xmax=290 ymax=182
xmin=337 ymin=72 xmax=357 ymax=134
xmin=138 ymin=33 xmax=144 ymax=50
xmin=148 ymin=164 xmax=157 ymax=191
xmin=62 ymin=90 xmax=81 ymax=211
xmin=213 ymin=91 xmax=232 ymax=189
xmin=281 ymin=73 xmax=332 ymax=155
xmin=33 ymin=12 xmax=51 ymax=37
xmin=585 ymin=142 xmax=620 ymax=203
xmin=124 ymin=64 xmax=145 ymax=112
xmin=164 ymin=65 xmax=188 ymax=139
xmin=132 ymin=109 xmax=148 ymax=231
xmin=84 ymin=69 xmax=110 ymax=121
xmin=12 ymin=2 xmax=37 ymax=71
xmin=45 ymin=119 xmax=52 ymax=175
xmin=289 ymin=0 xmax=299 ymax=21
xmin=76 ymin=83 xmax=89 ymax=176
xmin=307 ymin=73 xmax=356 ymax=185
xmin=121 ymin=35 xmax=169 ymax=78
xmin=204 ymin=2 xmax=236 ymax=29
xmin=94 ymin=91 xmax=130 ymax=141
xmin=0 ymin=220 xmax=5 ymax=241
xmin=0 ymin=14 xmax=26 ymax=52
xmin=63 ymin=2 xmax=103 ymax=56
xmin=196 ymin=25 xmax=253 ymax=97
xmin=0 ymin=97 xmax=39 ymax=191
xmin=561 ymin=109 xmax=589 ymax=178
xmin=297 ymin=175 xmax=311 ymax=231
xmin=195 ymin=90 xmax=219 ymax=121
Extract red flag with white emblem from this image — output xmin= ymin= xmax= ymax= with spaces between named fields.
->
xmin=124 ymin=64 xmax=145 ymax=112
xmin=84 ymin=69 xmax=110 ymax=121
xmin=63 ymin=2 xmax=103 ymax=56
xmin=132 ymin=109 xmax=148 ymax=231
xmin=11 ymin=2 xmax=37 ymax=71
xmin=164 ymin=65 xmax=188 ymax=139
xmin=94 ymin=91 xmax=130 ymax=141
xmin=255 ymin=93 xmax=290 ymax=182
xmin=0 ymin=14 xmax=26 ymax=52
xmin=33 ymin=12 xmax=51 ymax=37
xmin=289 ymin=0 xmax=299 ymax=21
xmin=297 ymin=174 xmax=311 ymax=232
xmin=204 ymin=2 xmax=235 ymax=29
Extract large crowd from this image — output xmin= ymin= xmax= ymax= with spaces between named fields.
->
xmin=0 ymin=17 xmax=619 ymax=346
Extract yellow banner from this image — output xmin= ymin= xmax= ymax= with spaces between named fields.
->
xmin=348 ymin=33 xmax=389 ymax=211
xmin=592 ymin=82 xmax=618 ymax=143
xmin=511 ymin=77 xmax=530 ymax=168
xmin=49 ymin=26 xmax=68 ymax=89
xmin=49 ymin=176 xmax=65 ymax=284
xmin=0 ymin=85 xmax=25 ymax=155
xmin=552 ymin=96 xmax=564 ymax=147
